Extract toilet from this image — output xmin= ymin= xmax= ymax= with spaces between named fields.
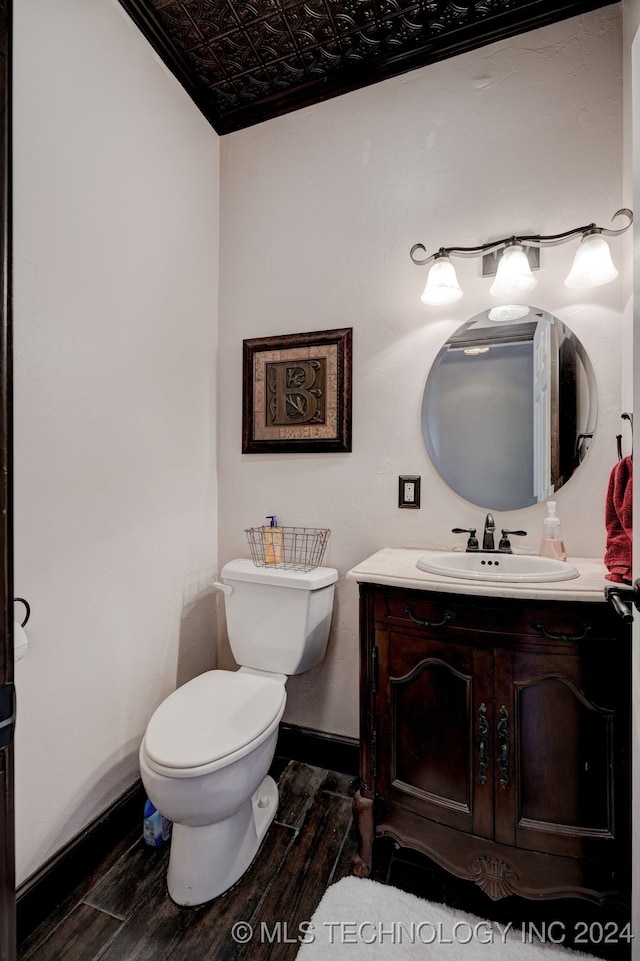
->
xmin=139 ymin=558 xmax=338 ymax=906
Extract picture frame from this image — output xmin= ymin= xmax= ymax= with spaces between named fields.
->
xmin=242 ymin=327 xmax=352 ymax=454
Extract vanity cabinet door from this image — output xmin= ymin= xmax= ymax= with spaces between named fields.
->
xmin=376 ymin=627 xmax=494 ymax=838
xmin=492 ymin=639 xmax=629 ymax=869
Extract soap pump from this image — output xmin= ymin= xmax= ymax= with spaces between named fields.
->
xmin=539 ymin=501 xmax=567 ymax=561
xmin=263 ymin=515 xmax=283 ymax=566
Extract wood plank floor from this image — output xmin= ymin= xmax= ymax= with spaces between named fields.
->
xmin=17 ymin=760 xmax=360 ymax=961
xmin=17 ymin=759 xmax=630 ymax=961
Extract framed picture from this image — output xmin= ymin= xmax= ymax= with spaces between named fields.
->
xmin=242 ymin=327 xmax=352 ymax=453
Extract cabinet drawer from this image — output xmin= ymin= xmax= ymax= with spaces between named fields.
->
xmin=372 ymin=586 xmax=619 ymax=646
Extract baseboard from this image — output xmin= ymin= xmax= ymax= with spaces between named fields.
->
xmin=276 ymin=723 xmax=359 ymax=776
xmin=16 ymin=779 xmax=146 ymax=946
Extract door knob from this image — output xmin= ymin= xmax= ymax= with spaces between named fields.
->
xmin=605 ymin=584 xmax=635 ymax=621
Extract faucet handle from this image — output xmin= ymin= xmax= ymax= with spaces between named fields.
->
xmin=498 ymin=529 xmax=527 ymax=552
xmin=452 ymin=528 xmax=479 ymax=552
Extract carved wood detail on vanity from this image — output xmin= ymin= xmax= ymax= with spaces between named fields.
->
xmin=470 ymin=856 xmax=519 ymax=901
xmin=352 ymin=581 xmax=631 ymax=905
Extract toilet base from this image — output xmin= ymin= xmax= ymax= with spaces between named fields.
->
xmin=166 ymin=775 xmax=279 ymax=906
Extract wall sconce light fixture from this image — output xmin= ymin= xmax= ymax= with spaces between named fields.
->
xmin=411 ymin=208 xmax=633 ymax=307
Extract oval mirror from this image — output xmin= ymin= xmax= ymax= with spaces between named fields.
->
xmin=421 ymin=307 xmax=597 ymax=512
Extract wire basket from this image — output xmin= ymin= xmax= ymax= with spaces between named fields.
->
xmin=245 ymin=526 xmax=331 ymax=571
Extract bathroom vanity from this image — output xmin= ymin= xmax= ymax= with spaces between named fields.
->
xmin=346 ymin=549 xmax=631 ymax=903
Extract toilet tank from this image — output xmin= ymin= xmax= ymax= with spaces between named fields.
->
xmin=220 ymin=559 xmax=338 ymax=675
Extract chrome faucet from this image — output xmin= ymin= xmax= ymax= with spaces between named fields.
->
xmin=482 ymin=513 xmax=495 ymax=551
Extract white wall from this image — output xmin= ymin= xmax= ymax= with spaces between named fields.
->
xmin=219 ymin=7 xmax=625 ymax=739
xmin=13 ymin=0 xmax=220 ymax=882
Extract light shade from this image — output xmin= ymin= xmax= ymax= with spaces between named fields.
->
xmin=488 ymin=305 xmax=531 ymax=322
xmin=565 ymin=232 xmax=618 ymax=289
xmin=420 ymin=254 xmax=463 ymax=306
xmin=489 ymin=243 xmax=537 ymax=299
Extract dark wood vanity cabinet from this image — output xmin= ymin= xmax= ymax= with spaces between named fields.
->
xmin=353 ymin=582 xmax=631 ymax=903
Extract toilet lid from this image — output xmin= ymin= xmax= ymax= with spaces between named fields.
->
xmin=144 ymin=671 xmax=286 ymax=770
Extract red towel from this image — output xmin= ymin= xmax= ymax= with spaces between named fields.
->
xmin=604 ymin=455 xmax=633 ymax=584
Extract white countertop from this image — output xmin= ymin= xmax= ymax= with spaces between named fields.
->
xmin=346 ymin=548 xmax=613 ymax=602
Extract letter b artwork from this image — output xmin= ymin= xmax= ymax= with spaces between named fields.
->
xmin=266 ymin=360 xmax=326 ymax=426
xmin=242 ymin=328 xmax=352 ymax=453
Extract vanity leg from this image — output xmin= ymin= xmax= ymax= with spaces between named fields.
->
xmin=351 ymin=791 xmax=374 ymax=877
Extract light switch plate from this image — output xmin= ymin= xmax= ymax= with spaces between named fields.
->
xmin=399 ymin=475 xmax=421 ymax=509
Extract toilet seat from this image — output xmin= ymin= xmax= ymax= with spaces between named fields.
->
xmin=142 ymin=670 xmax=286 ymax=778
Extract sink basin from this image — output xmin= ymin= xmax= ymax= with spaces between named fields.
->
xmin=416 ymin=552 xmax=579 ymax=583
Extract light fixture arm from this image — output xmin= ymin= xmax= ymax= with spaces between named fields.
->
xmin=410 ymin=208 xmax=633 ymax=267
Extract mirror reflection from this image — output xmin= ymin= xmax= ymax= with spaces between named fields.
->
xmin=421 ymin=307 xmax=597 ymax=512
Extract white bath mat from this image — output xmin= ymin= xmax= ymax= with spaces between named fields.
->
xmin=295 ymin=877 xmax=604 ymax=960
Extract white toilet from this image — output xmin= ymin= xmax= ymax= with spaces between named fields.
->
xmin=139 ymin=558 xmax=338 ymax=906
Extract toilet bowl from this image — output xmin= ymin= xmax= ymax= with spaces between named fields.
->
xmin=140 ymin=669 xmax=286 ymax=906
xmin=139 ymin=560 xmax=338 ymax=906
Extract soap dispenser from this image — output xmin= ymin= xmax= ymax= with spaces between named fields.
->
xmin=539 ymin=501 xmax=567 ymax=561
xmin=263 ymin=515 xmax=283 ymax=566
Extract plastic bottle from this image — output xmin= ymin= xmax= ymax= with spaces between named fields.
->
xmin=143 ymin=798 xmax=172 ymax=847
xmin=539 ymin=501 xmax=567 ymax=561
xmin=263 ymin=515 xmax=283 ymax=566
